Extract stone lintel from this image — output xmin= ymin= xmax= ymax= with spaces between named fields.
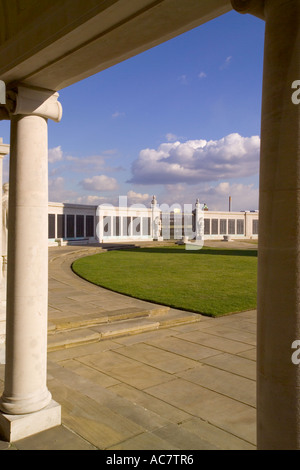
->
xmin=0 ymin=400 xmax=61 ymax=442
xmin=231 ymin=0 xmax=265 ymax=20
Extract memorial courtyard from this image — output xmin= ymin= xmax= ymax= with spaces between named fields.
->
xmin=1 ymin=240 xmax=257 ymax=450
xmin=72 ymin=243 xmax=257 ymax=317
xmin=0 ymin=0 xmax=299 ymax=451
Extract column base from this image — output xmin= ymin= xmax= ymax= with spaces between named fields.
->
xmin=0 ymin=400 xmax=61 ymax=442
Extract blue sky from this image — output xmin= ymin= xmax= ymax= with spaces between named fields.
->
xmin=0 ymin=10 xmax=265 ymax=211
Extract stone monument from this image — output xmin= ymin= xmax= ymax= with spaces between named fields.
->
xmin=195 ymin=198 xmax=204 ymax=241
xmin=151 ymin=195 xmax=163 ymax=241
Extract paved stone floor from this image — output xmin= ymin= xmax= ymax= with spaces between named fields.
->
xmin=0 ymin=241 xmax=257 ymax=450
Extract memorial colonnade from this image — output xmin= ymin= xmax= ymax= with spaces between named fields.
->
xmin=0 ymin=0 xmax=299 ymax=450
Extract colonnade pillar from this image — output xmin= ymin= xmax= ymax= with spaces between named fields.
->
xmin=0 ymin=138 xmax=9 ymax=285
xmin=232 ymin=0 xmax=300 ymax=450
xmin=0 ymin=139 xmax=9 ymax=364
xmin=0 ymin=85 xmax=62 ymax=441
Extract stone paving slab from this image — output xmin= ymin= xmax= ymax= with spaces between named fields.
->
xmin=108 ymin=383 xmax=191 ymax=424
xmin=155 ymin=418 xmax=256 ymax=450
xmin=12 ymin=425 xmax=98 ymax=450
xmin=175 ymin=329 xmax=255 ymax=355
xmin=49 ymin=379 xmax=146 ymax=450
xmin=177 ymin=364 xmax=256 ymax=407
xmin=144 ymin=335 xmax=221 ymax=361
xmin=114 ymin=342 xmax=200 ymax=374
xmin=201 ymin=325 xmax=256 ymax=346
xmin=0 ymin=244 xmax=257 ymax=450
xmin=76 ymin=349 xmax=175 ymax=390
xmin=201 ymin=352 xmax=256 ymax=380
xmin=144 ymin=378 xmax=256 ymax=444
xmin=238 ymin=348 xmax=256 ymax=361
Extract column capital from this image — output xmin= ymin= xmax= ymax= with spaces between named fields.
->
xmin=231 ymin=0 xmax=265 ymax=20
xmin=0 ymin=85 xmax=62 ymax=123
xmin=12 ymin=85 xmax=62 ymax=122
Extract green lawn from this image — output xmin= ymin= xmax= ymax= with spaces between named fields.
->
xmin=72 ymin=246 xmax=257 ymax=317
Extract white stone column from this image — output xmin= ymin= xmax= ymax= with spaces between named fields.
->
xmin=0 ymin=139 xmax=9 ymax=365
xmin=232 ymin=0 xmax=300 ymax=450
xmin=0 ymin=139 xmax=9 ymax=283
xmin=0 ymin=86 xmax=62 ymax=441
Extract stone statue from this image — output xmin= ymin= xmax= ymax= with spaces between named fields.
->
xmin=195 ymin=199 xmax=204 ymax=240
xmin=153 ymin=215 xmax=161 ymax=239
xmin=196 ymin=216 xmax=204 ymax=239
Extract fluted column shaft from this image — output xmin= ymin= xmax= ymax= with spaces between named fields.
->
xmin=0 ymin=86 xmax=62 ymax=415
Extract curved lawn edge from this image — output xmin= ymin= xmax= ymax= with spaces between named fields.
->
xmin=71 ymin=246 xmax=257 ymax=318
xmin=71 ymin=260 xmax=213 ymax=316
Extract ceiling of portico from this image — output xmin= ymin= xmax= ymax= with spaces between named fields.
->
xmin=0 ymin=0 xmax=232 ymax=91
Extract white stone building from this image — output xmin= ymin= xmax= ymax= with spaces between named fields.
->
xmin=47 ymin=201 xmax=259 ymax=245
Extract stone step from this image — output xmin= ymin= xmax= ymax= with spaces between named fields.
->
xmin=48 ymin=313 xmax=109 ymax=333
xmin=48 ymin=306 xmax=170 ymax=333
xmin=92 ymin=317 xmax=160 ymax=338
xmin=48 ymin=328 xmax=100 ymax=352
xmin=47 ymin=308 xmax=202 ymax=352
xmin=153 ymin=308 xmax=202 ymax=326
xmin=47 ymin=318 xmax=160 ymax=351
xmin=106 ymin=306 xmax=169 ymax=321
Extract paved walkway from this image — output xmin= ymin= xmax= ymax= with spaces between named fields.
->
xmin=0 ymin=241 xmax=257 ymax=450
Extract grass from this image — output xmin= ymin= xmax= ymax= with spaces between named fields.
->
xmin=72 ymin=245 xmax=257 ymax=317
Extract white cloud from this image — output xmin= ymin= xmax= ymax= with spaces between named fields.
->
xmin=112 ymin=111 xmax=125 ymax=119
xmin=198 ymin=72 xmax=207 ymax=79
xmin=220 ymin=56 xmax=232 ymax=70
xmin=165 ymin=133 xmax=178 ymax=142
xmin=48 ymin=147 xmax=123 ymax=177
xmin=48 ymin=146 xmax=63 ymax=163
xmin=65 ymin=154 xmax=106 ymax=173
xmin=127 ymin=190 xmax=150 ymax=205
xmin=129 ymin=133 xmax=260 ymax=185
xmin=48 ymin=176 xmax=79 ymax=202
xmin=158 ymin=181 xmax=259 ymax=212
xmin=200 ymin=182 xmax=258 ymax=211
xmin=178 ymin=74 xmax=188 ymax=85
xmin=80 ymin=175 xmax=119 ymax=191
xmin=75 ymin=195 xmax=109 ymax=205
